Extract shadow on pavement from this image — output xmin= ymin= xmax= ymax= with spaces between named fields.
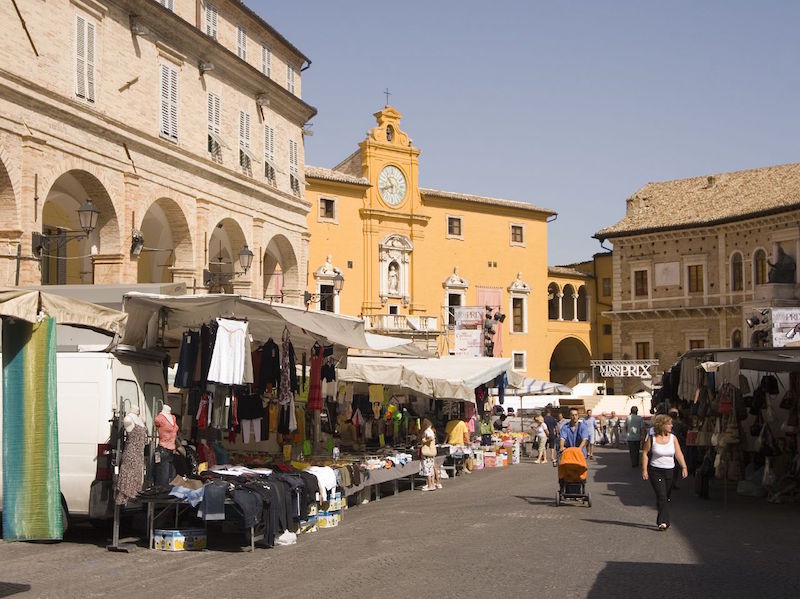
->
xmin=581 ymin=518 xmax=655 ymax=531
xmin=0 ymin=582 xmax=31 ymax=598
xmin=513 ymin=495 xmax=555 ymax=506
xmin=587 ymin=561 xmax=796 ymax=598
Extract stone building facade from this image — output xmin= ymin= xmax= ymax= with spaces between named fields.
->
xmin=596 ymin=163 xmax=800 ymax=391
xmin=0 ymin=0 xmax=315 ymax=301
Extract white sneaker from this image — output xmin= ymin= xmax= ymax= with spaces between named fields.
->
xmin=436 ymin=483 xmax=443 ymax=489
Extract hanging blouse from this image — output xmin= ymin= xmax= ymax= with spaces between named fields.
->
xmin=207 ymin=318 xmax=251 ymax=385
xmin=307 ymin=345 xmax=323 ymax=412
xmin=278 ymin=333 xmax=297 ymax=405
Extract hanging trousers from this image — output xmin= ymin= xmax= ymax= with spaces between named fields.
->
xmin=647 ymin=465 xmax=674 ymax=526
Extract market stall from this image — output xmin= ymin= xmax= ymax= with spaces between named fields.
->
xmin=663 ymin=348 xmax=800 ymax=504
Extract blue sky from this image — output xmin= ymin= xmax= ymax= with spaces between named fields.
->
xmin=252 ymin=0 xmax=800 ymax=265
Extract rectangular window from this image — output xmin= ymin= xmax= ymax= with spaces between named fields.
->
xmin=264 ymin=124 xmax=275 ymax=182
xmin=320 ymin=285 xmax=334 ymax=313
xmin=689 ymin=339 xmax=705 ymax=350
xmin=159 ymin=63 xmax=178 ymax=141
xmin=513 ymin=352 xmax=526 ymax=370
xmin=635 ymin=341 xmax=650 ymax=360
xmin=319 ymin=198 xmax=335 ymax=220
xmin=239 ymin=111 xmax=251 ymax=175
xmin=75 ymin=15 xmax=96 ymax=103
xmin=388 ymin=305 xmax=398 ymax=315
xmin=206 ymin=4 xmax=218 ymax=39
xmin=602 ymin=277 xmax=611 ymax=297
xmin=634 ymin=270 xmax=648 ymax=297
xmin=261 ymin=45 xmax=271 ymax=77
xmin=289 ymin=139 xmax=300 ymax=194
xmin=447 ymin=293 xmax=461 ymax=327
xmin=447 ymin=216 xmax=462 ymax=237
xmin=602 ymin=324 xmax=612 ymax=335
xmin=688 ymin=264 xmax=704 ymax=293
xmin=287 ymin=65 xmax=295 ymax=93
xmin=207 ymin=92 xmax=221 ymax=157
xmin=237 ymin=26 xmax=247 ymax=60
xmin=512 ymin=297 xmax=524 ymax=332
xmin=510 ymin=224 xmax=524 ymax=245
xmin=159 ymin=0 xmax=174 ymax=10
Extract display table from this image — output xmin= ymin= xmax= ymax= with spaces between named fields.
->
xmin=344 ymin=457 xmax=445 ymax=501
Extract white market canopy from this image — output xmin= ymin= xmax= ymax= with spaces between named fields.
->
xmin=120 ymin=292 xmax=423 ymax=363
xmin=0 ymin=288 xmax=127 ymax=335
xmin=504 ymin=377 xmax=572 ymax=396
xmin=338 ymin=356 xmax=525 ymax=403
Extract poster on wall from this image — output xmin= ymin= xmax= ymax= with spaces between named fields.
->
xmin=770 ymin=307 xmax=800 ymax=347
xmin=454 ymin=306 xmax=484 ymax=329
xmin=454 ymin=329 xmax=482 ymax=357
xmin=654 ymin=262 xmax=680 ymax=287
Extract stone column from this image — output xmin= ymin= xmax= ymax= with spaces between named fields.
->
xmin=572 ymin=293 xmax=579 ymax=322
xmin=557 ymin=292 xmax=564 ymax=321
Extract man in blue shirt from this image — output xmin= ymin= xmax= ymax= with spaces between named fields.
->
xmin=559 ymin=408 xmax=589 ymax=457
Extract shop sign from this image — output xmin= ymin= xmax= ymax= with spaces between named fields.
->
xmin=454 ymin=306 xmax=484 ymax=329
xmin=591 ymin=360 xmax=657 ymax=379
xmin=770 ymin=307 xmax=800 ymax=347
xmin=455 ymin=329 xmax=482 ymax=357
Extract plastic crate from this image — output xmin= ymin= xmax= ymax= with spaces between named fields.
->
xmin=153 ymin=529 xmax=207 ymax=551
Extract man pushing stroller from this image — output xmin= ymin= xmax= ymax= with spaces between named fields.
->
xmin=559 ymin=408 xmax=589 ymax=457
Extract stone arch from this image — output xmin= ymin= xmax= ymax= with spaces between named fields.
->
xmin=39 ymin=162 xmax=121 ymax=255
xmin=562 ymin=284 xmax=576 ymax=321
xmin=263 ymin=233 xmax=299 ymax=300
xmin=731 ymin=328 xmax=742 ymax=349
xmin=207 ymin=217 xmax=248 ymax=293
xmin=550 ymin=336 xmax=591 ymax=386
xmin=38 ymin=169 xmax=119 ymax=284
xmin=136 ymin=197 xmax=193 ymax=283
xmin=547 ymin=282 xmax=560 ymax=320
xmin=0 ymin=145 xmax=20 ymax=232
xmin=577 ymin=285 xmax=588 ymax=321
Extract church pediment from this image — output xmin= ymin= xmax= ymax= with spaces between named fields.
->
xmin=508 ymin=272 xmax=531 ymax=294
xmin=443 ymin=267 xmax=469 ymax=289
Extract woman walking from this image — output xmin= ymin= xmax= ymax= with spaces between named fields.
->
xmin=419 ymin=418 xmax=437 ymax=491
xmin=641 ymin=414 xmax=688 ymax=530
xmin=534 ymin=415 xmax=548 ymax=463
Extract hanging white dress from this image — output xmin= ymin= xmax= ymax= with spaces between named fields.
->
xmin=207 ymin=318 xmax=252 ymax=385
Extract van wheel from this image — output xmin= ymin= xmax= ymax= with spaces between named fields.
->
xmin=60 ymin=497 xmax=70 ymax=536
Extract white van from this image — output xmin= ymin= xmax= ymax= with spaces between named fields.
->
xmin=0 ymin=346 xmax=166 ymax=531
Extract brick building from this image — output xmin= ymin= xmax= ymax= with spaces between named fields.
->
xmin=0 ymin=0 xmax=315 ymax=300
xmin=595 ymin=162 xmax=800 ymax=392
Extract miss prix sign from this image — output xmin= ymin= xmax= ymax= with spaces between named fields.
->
xmin=590 ymin=360 xmax=659 ymax=379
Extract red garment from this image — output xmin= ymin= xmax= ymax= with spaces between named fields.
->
xmin=307 ymin=345 xmax=323 ymax=412
xmin=196 ymin=394 xmax=209 ymax=430
xmin=155 ymin=412 xmax=179 ymax=450
xmin=197 ymin=441 xmax=217 ymax=467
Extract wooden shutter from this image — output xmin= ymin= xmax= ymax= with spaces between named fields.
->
xmin=239 ymin=111 xmax=250 ymax=148
xmin=237 ymin=26 xmax=246 ymax=59
xmin=160 ymin=64 xmax=178 ymax=140
xmin=206 ymin=4 xmax=218 ymax=38
xmin=287 ymin=65 xmax=294 ymax=93
xmin=262 ymin=45 xmax=271 ymax=77
xmin=75 ymin=15 xmax=86 ymax=99
xmin=85 ymin=21 xmax=95 ymax=102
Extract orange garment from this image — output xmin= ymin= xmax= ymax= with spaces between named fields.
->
xmin=155 ymin=412 xmax=179 ymax=450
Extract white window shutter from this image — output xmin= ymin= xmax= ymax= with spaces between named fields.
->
xmin=85 ymin=21 xmax=95 ymax=102
xmin=287 ymin=65 xmax=295 ymax=93
xmin=262 ymin=45 xmax=271 ymax=77
xmin=206 ymin=4 xmax=218 ymax=39
xmin=169 ymin=67 xmax=178 ymax=140
xmin=75 ymin=16 xmax=86 ymax=99
xmin=159 ymin=65 xmax=170 ymax=137
xmin=237 ymin=26 xmax=246 ymax=60
xmin=264 ymin=124 xmax=274 ymax=160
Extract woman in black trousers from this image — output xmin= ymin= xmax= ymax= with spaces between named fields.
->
xmin=641 ymin=414 xmax=688 ymax=530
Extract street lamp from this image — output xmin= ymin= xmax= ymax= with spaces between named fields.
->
xmin=32 ymin=198 xmax=100 ymax=257
xmin=203 ymin=244 xmax=255 ymax=289
xmin=304 ymin=272 xmax=344 ymax=306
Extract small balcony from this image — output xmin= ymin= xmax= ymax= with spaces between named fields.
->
xmin=364 ymin=314 xmax=439 ymax=333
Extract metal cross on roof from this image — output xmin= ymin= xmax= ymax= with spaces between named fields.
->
xmin=384 ymin=87 xmax=391 ymax=106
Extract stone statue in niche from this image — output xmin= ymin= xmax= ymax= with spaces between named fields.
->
xmin=321 ymin=254 xmax=335 ymax=275
xmin=768 ymin=245 xmax=796 ymax=284
xmin=388 ymin=262 xmax=399 ymax=295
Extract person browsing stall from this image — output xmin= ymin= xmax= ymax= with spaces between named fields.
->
xmin=445 ymin=417 xmax=470 ymax=446
xmin=559 ymin=408 xmax=589 ymax=457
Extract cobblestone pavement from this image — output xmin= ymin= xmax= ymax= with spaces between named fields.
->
xmin=1 ymin=447 xmax=798 ymax=598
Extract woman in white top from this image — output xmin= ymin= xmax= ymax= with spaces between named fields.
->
xmin=641 ymin=414 xmax=688 ymax=530
xmin=534 ymin=415 xmax=548 ymax=464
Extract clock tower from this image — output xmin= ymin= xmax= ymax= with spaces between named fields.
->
xmin=357 ymin=107 xmax=429 ymax=315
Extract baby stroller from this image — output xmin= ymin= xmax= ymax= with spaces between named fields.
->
xmin=556 ymin=447 xmax=591 ymax=507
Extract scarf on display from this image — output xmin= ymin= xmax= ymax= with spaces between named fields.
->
xmin=279 ymin=331 xmax=294 ymax=405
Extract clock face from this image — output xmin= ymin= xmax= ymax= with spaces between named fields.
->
xmin=378 ymin=165 xmax=407 ymax=206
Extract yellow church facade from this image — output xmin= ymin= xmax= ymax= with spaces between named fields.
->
xmin=304 ymin=107 xmax=591 ymax=382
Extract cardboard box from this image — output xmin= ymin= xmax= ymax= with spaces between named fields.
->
xmin=153 ymin=529 xmax=207 ymax=551
xmin=483 ymin=452 xmax=497 ymax=468
xmin=298 ymin=517 xmax=318 ymax=534
xmin=321 ymin=491 xmax=343 ymax=512
xmin=318 ymin=510 xmax=340 ymax=528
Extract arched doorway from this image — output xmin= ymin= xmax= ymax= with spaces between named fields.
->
xmin=548 ymin=282 xmax=560 ymax=320
xmin=206 ymin=218 xmax=247 ymax=293
xmin=38 ymin=170 xmax=118 ymax=285
xmin=562 ymin=284 xmax=576 ymax=321
xmin=136 ymin=198 xmax=192 ymax=283
xmin=550 ymin=337 xmax=591 ymax=386
xmin=263 ymin=234 xmax=299 ymax=301
xmin=0 ymin=156 xmax=17 ymax=232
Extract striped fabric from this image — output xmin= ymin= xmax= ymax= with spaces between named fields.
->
xmin=2 ymin=316 xmax=62 ymax=540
